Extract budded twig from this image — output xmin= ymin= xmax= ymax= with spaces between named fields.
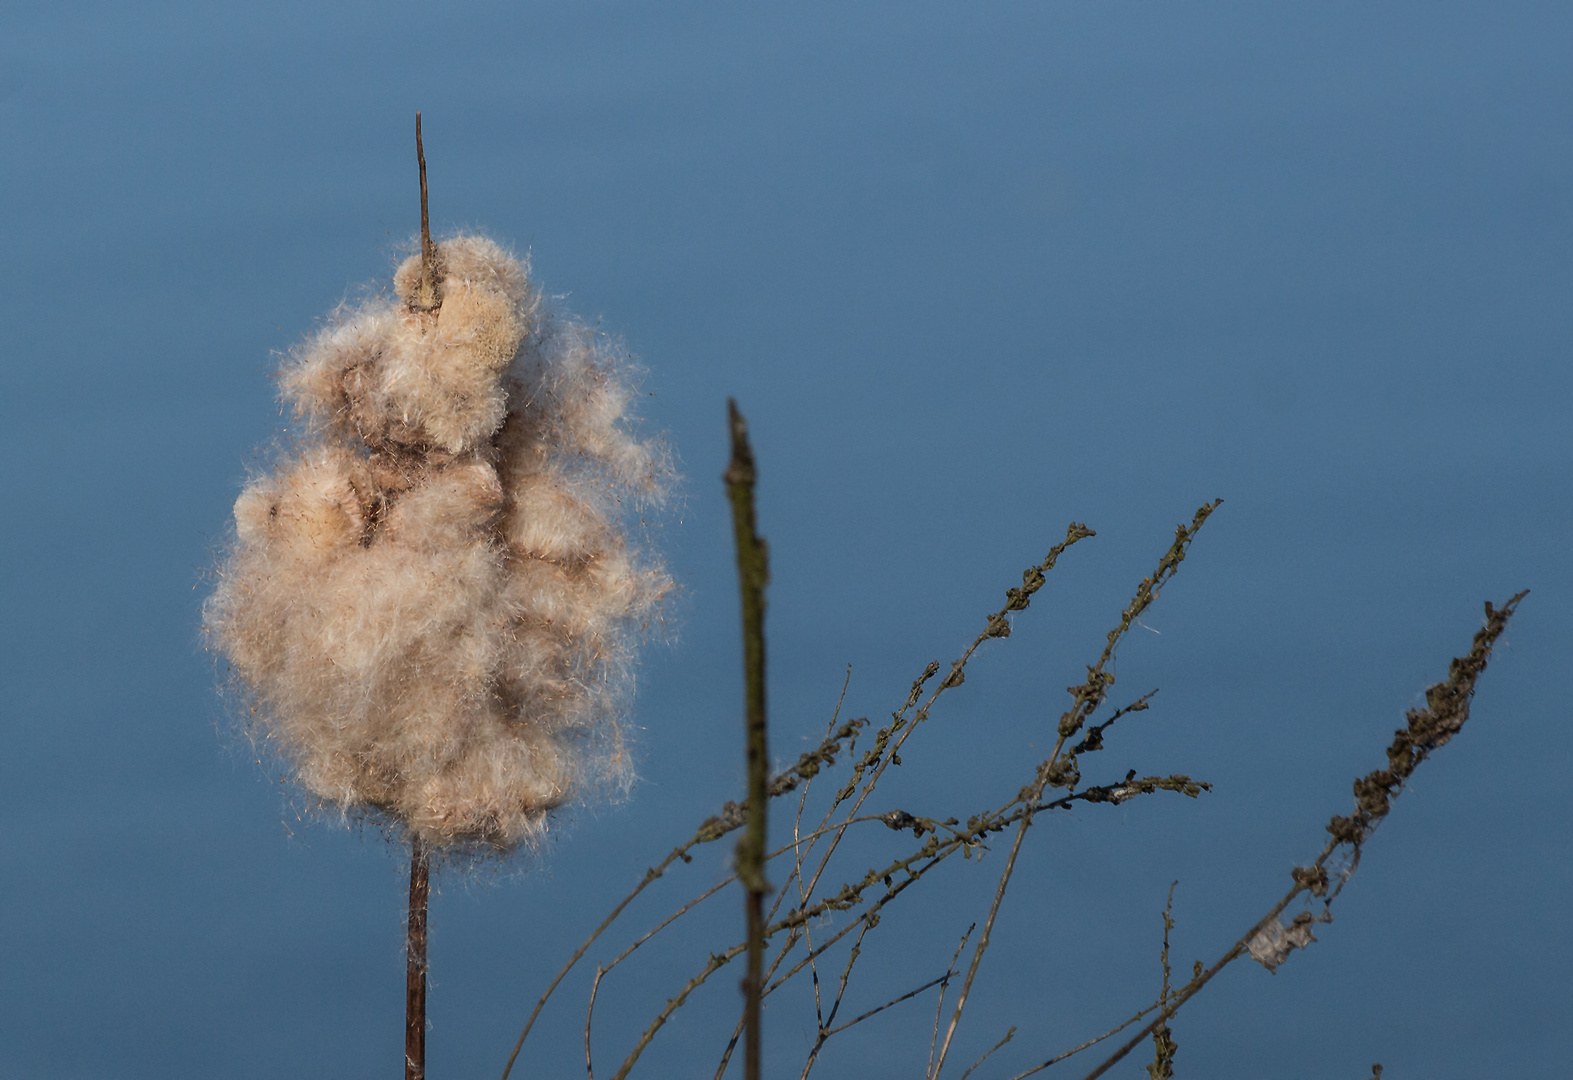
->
xmin=1147 ymin=882 xmax=1179 ymax=1080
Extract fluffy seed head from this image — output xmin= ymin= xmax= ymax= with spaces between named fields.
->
xmin=206 ymin=235 xmax=671 ymax=852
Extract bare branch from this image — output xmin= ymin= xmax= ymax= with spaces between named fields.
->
xmin=584 ymin=966 xmax=604 ymax=1080
xmin=825 ymin=969 xmax=958 ymax=1039
xmin=930 ymin=926 xmax=975 ymax=1078
xmin=929 ymin=787 xmax=1037 ymax=1078
xmin=957 ymin=1027 xmax=1016 ymax=1080
xmin=1001 ymin=999 xmax=1163 ymax=1080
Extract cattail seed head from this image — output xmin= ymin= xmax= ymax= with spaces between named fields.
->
xmin=206 ymin=235 xmax=671 ymax=852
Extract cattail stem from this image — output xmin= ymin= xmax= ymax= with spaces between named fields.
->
xmin=725 ymin=400 xmax=771 ymax=1080
xmin=412 ymin=112 xmax=442 ymax=313
xmin=406 ymin=835 xmax=430 ymax=1080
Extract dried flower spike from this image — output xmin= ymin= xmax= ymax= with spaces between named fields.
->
xmin=206 ymin=228 xmax=670 ymax=852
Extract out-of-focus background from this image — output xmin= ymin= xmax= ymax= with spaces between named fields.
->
xmin=3 ymin=3 xmax=1568 ymax=1076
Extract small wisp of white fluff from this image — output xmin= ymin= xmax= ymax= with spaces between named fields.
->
xmin=205 ymin=235 xmax=671 ymax=853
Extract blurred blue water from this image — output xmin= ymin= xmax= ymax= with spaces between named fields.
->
xmin=2 ymin=2 xmax=1568 ymax=1076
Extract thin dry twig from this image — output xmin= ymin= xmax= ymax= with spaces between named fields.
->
xmin=930 ymin=925 xmax=976 ymax=1079
xmin=821 ymin=919 xmax=873 ymax=1032
xmin=957 ymin=1026 xmax=1016 ymax=1080
xmin=800 ymin=667 xmax=853 ymax=1033
xmin=929 ymin=800 xmax=1036 ymax=1079
xmin=607 ymin=944 xmax=749 ymax=1080
xmin=585 ymin=966 xmax=605 ymax=1080
xmin=1001 ymin=1000 xmax=1163 ymax=1080
xmin=1071 ymin=689 xmax=1159 ymax=756
xmin=500 ymin=842 xmax=706 ymax=1079
xmin=735 ymin=904 xmax=960 ymax=1080
xmin=822 ymin=969 xmax=958 ymax=1040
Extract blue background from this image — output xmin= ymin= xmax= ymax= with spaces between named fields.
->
xmin=3 ymin=3 xmax=1568 ymax=1077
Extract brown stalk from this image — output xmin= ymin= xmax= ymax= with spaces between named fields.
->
xmin=726 ymin=400 xmax=772 ymax=1080
xmin=500 ymin=838 xmax=729 ymax=1080
xmin=718 ymin=672 xmax=859 ymax=1080
xmin=586 ymin=965 xmax=606 ymax=1080
xmin=929 ymin=788 xmax=1038 ymax=1078
xmin=411 ymin=112 xmax=443 ymax=313
xmin=999 ymin=1002 xmax=1162 ymax=1080
xmin=823 ymin=970 xmax=960 ymax=1039
xmin=402 ymin=114 xmax=438 ymax=1080
xmin=793 ymin=677 xmax=845 ymax=1041
xmin=957 ymin=1027 xmax=1016 ymax=1080
xmin=928 ymin=926 xmax=976 ymax=1078
xmin=406 ymin=834 xmax=430 ymax=1080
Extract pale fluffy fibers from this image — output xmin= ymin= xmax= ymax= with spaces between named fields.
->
xmin=205 ymin=236 xmax=671 ymax=852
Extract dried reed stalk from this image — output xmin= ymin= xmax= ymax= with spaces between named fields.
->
xmin=725 ymin=401 xmax=772 ymax=1080
xmin=406 ymin=833 xmax=430 ymax=1080
xmin=403 ymin=111 xmax=437 ymax=1080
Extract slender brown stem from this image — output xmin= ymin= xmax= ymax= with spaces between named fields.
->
xmin=726 ymin=400 xmax=771 ymax=1080
xmin=928 ymin=926 xmax=975 ymax=1079
xmin=586 ymin=965 xmax=605 ymax=1080
xmin=1001 ymin=999 xmax=1164 ymax=1080
xmin=405 ymin=116 xmax=435 ymax=1066
xmin=407 ymin=835 xmax=430 ymax=1080
xmin=930 ymin=786 xmax=1039 ymax=1079
xmin=957 ymin=1026 xmax=1015 ymax=1080
xmin=417 ymin=114 xmax=431 ymax=253
xmin=412 ymin=112 xmax=442 ymax=312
